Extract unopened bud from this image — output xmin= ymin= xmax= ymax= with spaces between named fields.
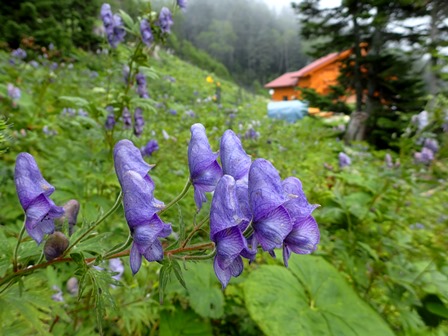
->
xmin=55 ymin=199 xmax=80 ymax=235
xmin=44 ymin=232 xmax=69 ymax=261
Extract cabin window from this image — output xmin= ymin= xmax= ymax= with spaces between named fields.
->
xmin=283 ymin=96 xmax=288 ymax=101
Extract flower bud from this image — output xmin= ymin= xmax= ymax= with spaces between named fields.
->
xmin=55 ymin=199 xmax=80 ymax=235
xmin=44 ymin=232 xmax=69 ymax=261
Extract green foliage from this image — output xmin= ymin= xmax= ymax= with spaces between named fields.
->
xmin=299 ymin=86 xmax=352 ymax=114
xmin=159 ymin=308 xmax=213 ymax=336
xmin=245 ymin=255 xmax=395 ymax=335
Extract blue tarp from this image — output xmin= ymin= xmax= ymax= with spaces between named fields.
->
xmin=267 ymin=100 xmax=308 ymax=123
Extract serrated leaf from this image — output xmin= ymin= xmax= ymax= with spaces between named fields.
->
xmin=244 ymin=255 xmax=395 ymax=336
xmin=172 ymin=260 xmax=187 ymax=290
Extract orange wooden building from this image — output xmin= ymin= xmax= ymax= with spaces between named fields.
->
xmin=265 ymin=49 xmax=352 ymax=101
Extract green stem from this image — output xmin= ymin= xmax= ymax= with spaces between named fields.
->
xmin=159 ymin=179 xmax=192 ymax=216
xmin=181 ymin=215 xmax=208 ymax=248
xmin=103 ymin=234 xmax=133 ymax=259
xmin=63 ymin=191 xmax=123 ymax=257
xmin=13 ymin=224 xmax=26 ymax=272
xmin=172 ymin=248 xmax=216 ymax=261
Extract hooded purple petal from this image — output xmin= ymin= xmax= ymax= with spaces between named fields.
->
xmin=248 ymin=159 xmax=287 ymax=221
xmin=252 ymin=205 xmax=292 ymax=251
xmin=220 ymin=130 xmax=251 ymax=181
xmin=210 ymin=175 xmax=247 ymax=238
xmin=282 ymin=177 xmax=318 ymax=222
xmin=14 ymin=153 xmax=64 ymax=244
xmin=188 ymin=123 xmax=223 ymax=210
xmin=283 ymin=216 xmax=320 ymax=266
xmin=122 ymin=171 xmax=166 ymax=228
xmin=113 ymin=139 xmax=153 ymax=185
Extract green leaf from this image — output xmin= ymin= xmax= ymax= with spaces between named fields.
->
xmin=59 ymin=96 xmax=89 ymax=107
xmin=159 ymin=308 xmax=213 ymax=336
xmin=425 ymin=302 xmax=448 ymax=319
xmin=172 ymin=260 xmax=187 ymax=290
xmin=244 ymin=255 xmax=395 ymax=336
xmin=118 ymin=10 xmax=134 ymax=30
xmin=183 ymin=262 xmax=224 ymax=319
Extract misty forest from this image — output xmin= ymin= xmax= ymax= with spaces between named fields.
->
xmin=0 ymin=0 xmax=447 ymax=335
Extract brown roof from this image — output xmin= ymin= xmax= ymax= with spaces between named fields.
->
xmin=264 ymin=50 xmax=351 ymax=88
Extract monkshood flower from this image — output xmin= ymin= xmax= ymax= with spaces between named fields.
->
xmin=188 ymin=123 xmax=223 ymax=210
xmin=109 ymin=258 xmax=124 ymax=281
xmin=134 ymin=107 xmax=145 ymax=137
xmin=158 ymin=7 xmax=174 ymax=34
xmin=177 ymin=0 xmax=187 ymax=10
xmin=210 ymin=175 xmax=255 ymax=288
xmin=11 ymin=48 xmax=27 ymax=59
xmin=29 ymin=60 xmax=39 ymax=68
xmin=122 ymin=107 xmax=132 ymax=129
xmin=412 ymin=110 xmax=429 ymax=131
xmin=248 ymin=159 xmax=292 ymax=252
xmin=114 ymin=140 xmax=170 ymax=274
xmin=169 ymin=109 xmax=177 ymax=115
xmin=7 ymin=84 xmax=21 ymax=100
xmin=105 ymin=106 xmax=116 ymax=130
xmin=244 ymin=127 xmax=260 ymax=140
xmin=281 ymin=177 xmax=319 ymax=267
xmin=339 ymin=152 xmax=351 ymax=168
xmin=122 ymin=171 xmax=171 ymax=274
xmin=77 ymin=109 xmax=88 ymax=117
xmin=44 ymin=232 xmax=69 ymax=261
xmin=140 ymin=19 xmax=154 ymax=47
xmin=136 ymin=73 xmax=149 ymax=98
xmin=101 ymin=4 xmax=113 ymax=28
xmin=414 ymin=147 xmax=434 ymax=165
xmin=66 ymin=277 xmax=79 ymax=296
xmin=424 ymin=138 xmax=439 ymax=153
xmin=14 ymin=153 xmax=65 ymax=244
xmin=141 ymin=139 xmax=159 ymax=157
xmin=220 ymin=129 xmax=252 ymax=219
xmin=51 ymin=286 xmax=64 ymax=302
xmin=184 ymin=109 xmax=195 ymax=118
xmin=61 ymin=107 xmax=76 ymax=117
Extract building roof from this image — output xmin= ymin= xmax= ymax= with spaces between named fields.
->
xmin=264 ymin=50 xmax=351 ymax=88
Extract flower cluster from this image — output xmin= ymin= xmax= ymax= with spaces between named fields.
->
xmin=100 ymin=3 xmax=126 ymax=48
xmin=105 ymin=106 xmax=116 ymax=130
xmin=114 ymin=140 xmax=171 ymax=274
xmin=188 ymin=124 xmax=320 ymax=287
xmin=141 ymin=139 xmax=159 ymax=157
xmin=158 ymin=8 xmax=174 ymax=34
xmin=61 ymin=108 xmax=88 ymax=117
xmin=11 ymin=48 xmax=27 ymax=60
xmin=140 ymin=19 xmax=154 ymax=47
xmin=122 ymin=107 xmax=132 ymax=129
xmin=134 ymin=107 xmax=145 ymax=137
xmin=338 ymin=152 xmax=351 ymax=168
xmin=7 ymin=83 xmax=21 ymax=100
xmin=136 ymin=72 xmax=149 ymax=98
xmin=414 ymin=138 xmax=438 ymax=165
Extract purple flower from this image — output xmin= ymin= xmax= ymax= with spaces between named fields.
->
xmin=101 ymin=4 xmax=126 ymax=48
xmin=7 ymin=83 xmax=21 ymax=100
xmin=141 ymin=140 xmax=159 ymax=157
xmin=220 ymin=130 xmax=251 ymax=182
xmin=114 ymin=140 xmax=169 ymax=274
xmin=158 ymin=7 xmax=173 ymax=34
xmin=281 ymin=177 xmax=319 ymax=266
xmin=184 ymin=109 xmax=195 ymax=118
xmin=29 ymin=60 xmax=39 ymax=68
xmin=109 ymin=258 xmax=124 ymax=281
xmin=177 ymin=0 xmax=187 ymax=9
xmin=244 ymin=128 xmax=260 ymax=140
xmin=423 ymin=138 xmax=439 ymax=153
xmin=414 ymin=147 xmax=434 ymax=164
xmin=134 ymin=107 xmax=145 ymax=137
xmin=51 ymin=286 xmax=64 ymax=302
xmin=210 ymin=175 xmax=255 ymax=288
xmin=385 ymin=153 xmax=393 ymax=168
xmin=14 ymin=153 xmax=65 ymax=244
xmin=188 ymin=123 xmax=223 ymax=210
xmin=105 ymin=106 xmax=116 ymax=130
xmin=164 ymin=75 xmax=176 ymax=83
xmin=169 ymin=109 xmax=177 ymax=115
xmin=122 ymin=107 xmax=132 ymax=129
xmin=136 ymin=73 xmax=149 ymax=98
xmin=411 ymin=110 xmax=429 ymax=131
xmin=248 ymin=159 xmax=292 ymax=252
xmin=140 ymin=19 xmax=154 ymax=47
xmin=11 ymin=48 xmax=27 ymax=59
xmin=338 ymin=152 xmax=351 ymax=168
